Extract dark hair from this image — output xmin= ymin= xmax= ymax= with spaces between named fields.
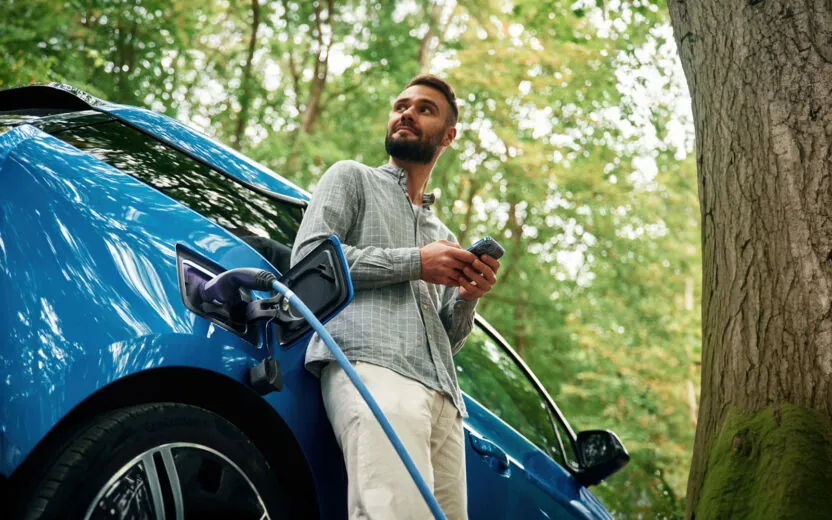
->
xmin=406 ymin=74 xmax=458 ymax=126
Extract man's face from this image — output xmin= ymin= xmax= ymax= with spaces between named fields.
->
xmin=385 ymin=84 xmax=454 ymax=164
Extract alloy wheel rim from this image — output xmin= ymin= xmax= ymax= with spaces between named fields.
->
xmin=83 ymin=442 xmax=270 ymax=520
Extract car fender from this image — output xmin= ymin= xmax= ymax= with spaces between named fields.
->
xmin=0 ymin=127 xmax=344 ymax=516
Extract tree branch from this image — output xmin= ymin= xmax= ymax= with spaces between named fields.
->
xmin=287 ymin=51 xmax=302 ymax=115
xmin=320 ymin=78 xmax=364 ymax=109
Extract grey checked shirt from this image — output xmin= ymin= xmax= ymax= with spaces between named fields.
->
xmin=291 ymin=161 xmax=477 ymax=416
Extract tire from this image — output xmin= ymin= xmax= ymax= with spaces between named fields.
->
xmin=16 ymin=403 xmax=289 ymax=520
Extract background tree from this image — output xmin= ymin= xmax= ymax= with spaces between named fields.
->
xmin=668 ymin=1 xmax=832 ymax=518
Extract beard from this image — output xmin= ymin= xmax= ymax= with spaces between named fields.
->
xmin=385 ymin=128 xmax=444 ymax=164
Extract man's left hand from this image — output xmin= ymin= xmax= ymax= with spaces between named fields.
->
xmin=458 ymin=255 xmax=500 ymax=301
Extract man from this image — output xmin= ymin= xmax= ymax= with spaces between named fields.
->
xmin=291 ymin=74 xmax=500 ymax=519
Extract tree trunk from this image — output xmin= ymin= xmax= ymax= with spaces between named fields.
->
xmin=299 ymin=0 xmax=333 ymax=135
xmin=455 ymin=175 xmax=481 ymax=247
xmin=686 ymin=276 xmax=699 ymax=426
xmin=115 ymin=17 xmax=126 ymax=99
xmin=497 ymin=198 xmax=524 ymax=287
xmin=668 ymin=1 xmax=832 ymax=518
xmin=418 ymin=28 xmax=436 ymax=73
xmin=233 ymin=0 xmax=261 ymax=149
xmin=513 ymin=299 xmax=527 ymax=358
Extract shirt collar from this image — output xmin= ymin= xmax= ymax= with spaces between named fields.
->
xmin=378 ymin=163 xmax=436 ymax=208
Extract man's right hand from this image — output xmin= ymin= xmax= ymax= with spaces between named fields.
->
xmin=419 ymin=240 xmax=477 ymax=286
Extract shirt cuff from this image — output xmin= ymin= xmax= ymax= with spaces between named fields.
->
xmin=454 ymin=289 xmax=479 ymax=310
xmin=402 ymin=247 xmax=422 ymax=281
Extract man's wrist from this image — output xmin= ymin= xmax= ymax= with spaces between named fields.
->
xmin=455 ymin=288 xmax=479 ymax=304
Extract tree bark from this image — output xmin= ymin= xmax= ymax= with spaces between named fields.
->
xmin=233 ymin=0 xmax=261 ymax=149
xmin=668 ymin=1 xmax=832 ymax=518
xmin=686 ymin=276 xmax=699 ymax=426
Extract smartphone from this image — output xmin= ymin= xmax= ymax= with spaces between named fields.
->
xmin=467 ymin=236 xmax=505 ymax=260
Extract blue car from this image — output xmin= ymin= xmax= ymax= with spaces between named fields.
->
xmin=0 ymin=84 xmax=628 ymax=520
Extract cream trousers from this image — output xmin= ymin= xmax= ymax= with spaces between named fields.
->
xmin=321 ymin=361 xmax=468 ymax=520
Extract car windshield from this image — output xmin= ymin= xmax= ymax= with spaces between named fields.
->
xmin=0 ymin=113 xmax=41 ymax=134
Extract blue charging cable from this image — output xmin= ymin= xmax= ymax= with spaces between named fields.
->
xmin=271 ymin=279 xmax=448 ymax=520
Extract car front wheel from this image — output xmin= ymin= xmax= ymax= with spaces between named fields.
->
xmin=18 ymin=403 xmax=288 ymax=520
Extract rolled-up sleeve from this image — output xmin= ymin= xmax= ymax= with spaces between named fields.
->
xmin=291 ymin=161 xmax=422 ymax=289
xmin=440 ymin=285 xmax=478 ymax=355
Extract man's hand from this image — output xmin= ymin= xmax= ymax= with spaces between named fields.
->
xmin=420 ymin=240 xmax=476 ymax=286
xmin=458 ymin=254 xmax=500 ymax=301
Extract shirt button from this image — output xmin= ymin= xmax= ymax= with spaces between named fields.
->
xmin=422 ymin=303 xmax=428 ymax=311
xmin=428 ymin=334 xmax=433 ymax=342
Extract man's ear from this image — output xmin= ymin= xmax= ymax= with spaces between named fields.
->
xmin=442 ymin=126 xmax=457 ymax=148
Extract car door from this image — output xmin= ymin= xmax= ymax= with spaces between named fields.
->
xmin=456 ymin=320 xmax=610 ymax=519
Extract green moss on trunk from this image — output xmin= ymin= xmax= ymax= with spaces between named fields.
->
xmin=694 ymin=404 xmax=832 ymax=519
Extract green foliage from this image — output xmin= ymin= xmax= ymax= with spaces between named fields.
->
xmin=3 ymin=0 xmax=700 ymax=516
xmin=696 ymin=405 xmax=832 ymax=520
